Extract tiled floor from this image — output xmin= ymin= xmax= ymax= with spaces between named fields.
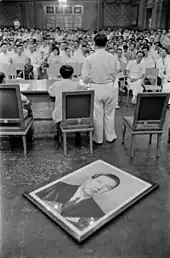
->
xmin=0 ymin=103 xmax=170 ymax=258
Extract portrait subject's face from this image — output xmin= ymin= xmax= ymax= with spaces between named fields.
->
xmin=82 ymin=175 xmax=118 ymax=197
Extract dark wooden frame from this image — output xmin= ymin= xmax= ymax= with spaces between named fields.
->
xmin=73 ymin=5 xmax=83 ymax=15
xmin=0 ymin=84 xmax=34 ymax=156
xmin=61 ymin=90 xmax=94 ymax=156
xmin=45 ymin=6 xmax=55 ymax=14
xmin=122 ymin=92 xmax=170 ymax=158
xmin=22 ymin=159 xmax=159 ymax=243
xmin=62 ymin=90 xmax=94 ymax=128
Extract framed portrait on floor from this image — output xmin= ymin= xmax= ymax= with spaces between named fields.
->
xmin=23 ymin=160 xmax=158 ymax=243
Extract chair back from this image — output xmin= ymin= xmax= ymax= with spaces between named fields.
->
xmin=0 ymin=84 xmax=25 ymax=128
xmin=144 ymin=68 xmax=158 ymax=86
xmin=47 ymin=63 xmax=61 ymax=79
xmin=132 ymin=93 xmax=170 ymax=131
xmin=62 ymin=90 xmax=94 ymax=128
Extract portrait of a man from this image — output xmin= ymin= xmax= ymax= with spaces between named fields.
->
xmin=36 ymin=173 xmax=120 ymax=221
xmin=24 ymin=160 xmax=157 ymax=242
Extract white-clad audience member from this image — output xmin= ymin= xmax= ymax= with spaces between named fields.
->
xmin=114 ymin=48 xmax=127 ymax=108
xmin=156 ymin=47 xmax=170 ymax=104
xmin=126 ymin=51 xmax=145 ymax=104
xmin=141 ymin=45 xmax=155 ymax=71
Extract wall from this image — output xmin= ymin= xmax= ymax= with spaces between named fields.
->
xmin=0 ymin=0 xmax=99 ymax=30
xmin=103 ymin=2 xmax=139 ymax=28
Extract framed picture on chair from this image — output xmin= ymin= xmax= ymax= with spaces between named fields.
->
xmin=23 ymin=159 xmax=158 ymax=243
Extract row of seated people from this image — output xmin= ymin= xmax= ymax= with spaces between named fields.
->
xmin=0 ymin=27 xmax=170 ymax=83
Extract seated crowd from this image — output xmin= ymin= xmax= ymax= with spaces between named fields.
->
xmin=0 ymin=27 xmax=170 ymax=106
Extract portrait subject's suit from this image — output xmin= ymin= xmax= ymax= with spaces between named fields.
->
xmin=36 ymin=182 xmax=105 ymax=218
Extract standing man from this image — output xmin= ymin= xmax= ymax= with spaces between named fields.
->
xmin=81 ymin=33 xmax=117 ymax=145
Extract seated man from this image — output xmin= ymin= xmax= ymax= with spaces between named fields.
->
xmin=156 ymin=47 xmax=170 ymax=104
xmin=126 ymin=51 xmax=145 ymax=104
xmin=48 ymin=65 xmax=79 ymax=140
xmin=114 ymin=48 xmax=127 ymax=108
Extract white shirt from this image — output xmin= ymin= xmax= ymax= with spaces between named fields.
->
xmin=48 ymin=79 xmax=79 ymax=123
xmin=156 ymin=55 xmax=170 ymax=81
xmin=141 ymin=55 xmax=155 ymax=71
xmin=82 ymin=48 xmax=117 ymax=84
xmin=126 ymin=60 xmax=145 ymax=79
xmin=0 ymin=52 xmax=11 ymax=63
xmin=116 ymin=56 xmax=127 ymax=78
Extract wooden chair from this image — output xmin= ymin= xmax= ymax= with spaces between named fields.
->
xmin=118 ymin=77 xmax=131 ymax=106
xmin=143 ymin=68 xmax=162 ymax=92
xmin=60 ymin=90 xmax=94 ymax=156
xmin=47 ymin=63 xmax=61 ymax=79
xmin=0 ymin=84 xmax=34 ymax=157
xmin=15 ymin=62 xmax=25 ymax=79
xmin=122 ymin=92 xmax=169 ymax=158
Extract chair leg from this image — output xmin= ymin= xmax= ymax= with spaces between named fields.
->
xmin=63 ymin=133 xmax=67 ymax=156
xmin=156 ymin=134 xmax=162 ymax=158
xmin=149 ymin=134 xmax=152 ymax=145
xmin=126 ymin=89 xmax=129 ymax=107
xmin=22 ymin=135 xmax=27 ymax=157
xmin=168 ymin=128 xmax=170 ymax=144
xmin=89 ymin=131 xmax=93 ymax=154
xmin=130 ymin=135 xmax=135 ymax=158
xmin=122 ymin=124 xmax=126 ymax=145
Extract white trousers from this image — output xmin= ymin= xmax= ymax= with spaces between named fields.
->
xmin=92 ymin=82 xmax=117 ymax=143
xmin=113 ymin=77 xmax=119 ymax=106
xmin=162 ymin=82 xmax=170 ymax=104
xmin=127 ymin=78 xmax=143 ymax=97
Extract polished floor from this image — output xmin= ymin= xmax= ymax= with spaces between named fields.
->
xmin=0 ymin=103 xmax=170 ymax=258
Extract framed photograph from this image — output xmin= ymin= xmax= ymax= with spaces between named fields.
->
xmin=45 ymin=6 xmax=55 ymax=14
xmin=73 ymin=6 xmax=83 ymax=14
xmin=23 ymin=160 xmax=158 ymax=243
xmin=64 ymin=6 xmax=73 ymax=14
xmin=55 ymin=6 xmax=64 ymax=14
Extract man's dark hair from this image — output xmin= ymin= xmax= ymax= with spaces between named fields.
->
xmin=92 ymin=173 xmax=120 ymax=188
xmin=160 ymin=47 xmax=168 ymax=52
xmin=94 ymin=33 xmax=108 ymax=47
xmin=142 ymin=45 xmax=149 ymax=51
xmin=52 ymin=46 xmax=60 ymax=55
xmin=136 ymin=50 xmax=144 ymax=56
xmin=123 ymin=45 xmax=128 ymax=50
xmin=0 ymin=72 xmax=5 ymax=84
xmin=60 ymin=65 xmax=74 ymax=79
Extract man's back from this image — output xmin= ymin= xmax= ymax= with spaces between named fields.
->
xmin=82 ymin=49 xmax=117 ymax=84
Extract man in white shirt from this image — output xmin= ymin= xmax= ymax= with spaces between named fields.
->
xmin=62 ymin=47 xmax=77 ymax=64
xmin=0 ymin=42 xmax=11 ymax=63
xmin=13 ymin=44 xmax=26 ymax=64
xmin=114 ymin=48 xmax=127 ymax=108
xmin=82 ymin=33 xmax=117 ymax=144
xmin=157 ymin=47 xmax=170 ymax=104
xmin=141 ymin=45 xmax=155 ymax=71
xmin=126 ymin=51 xmax=145 ymax=104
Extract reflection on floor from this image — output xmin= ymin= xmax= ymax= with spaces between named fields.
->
xmin=0 ymin=103 xmax=170 ymax=258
